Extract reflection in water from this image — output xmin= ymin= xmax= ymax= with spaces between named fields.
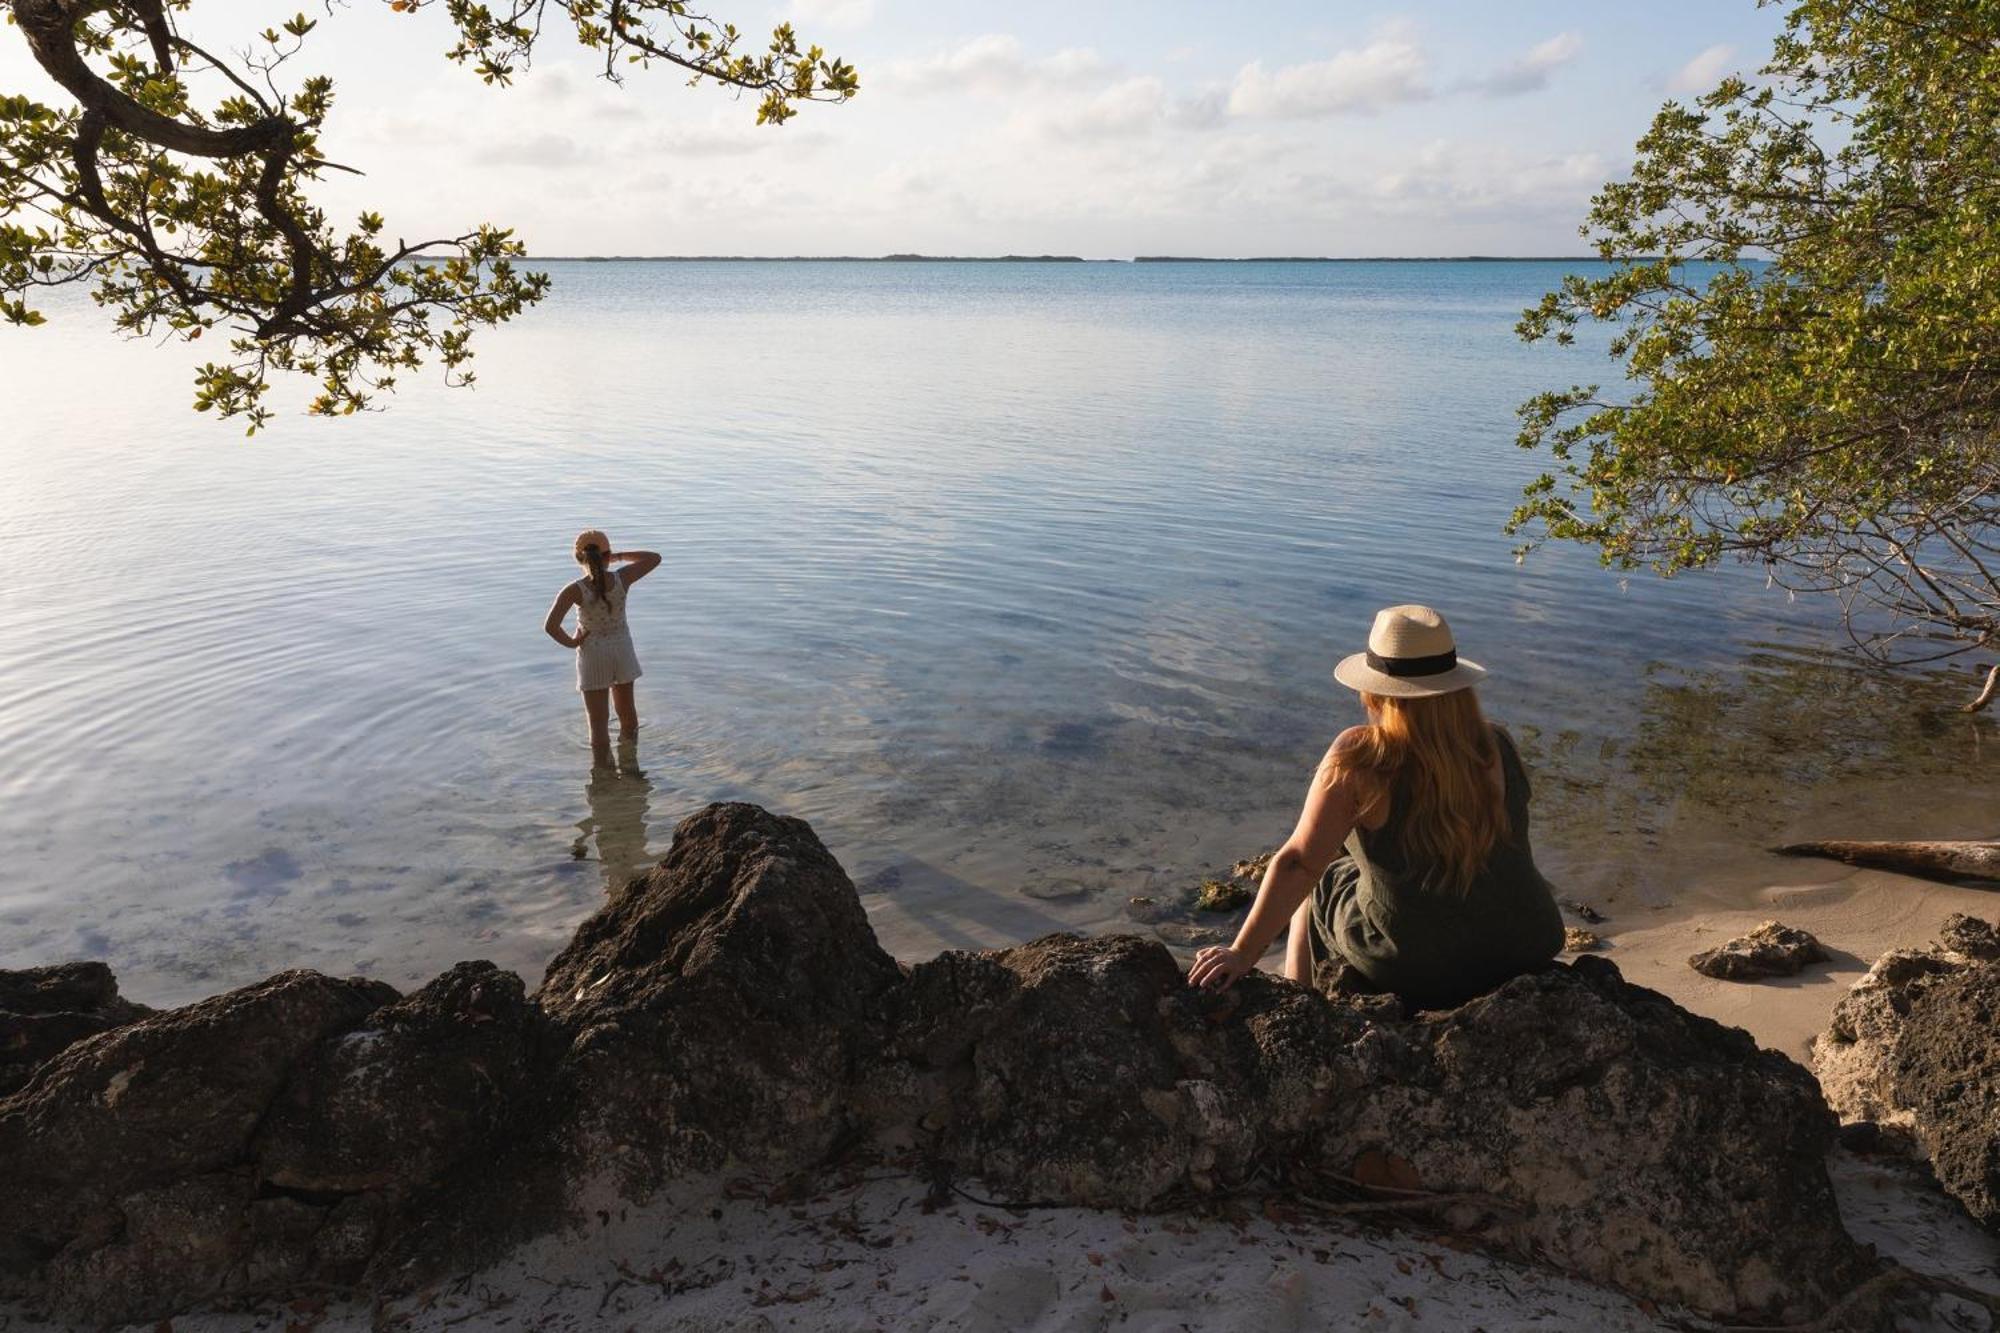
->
xmin=1513 ymin=644 xmax=1998 ymax=910
xmin=572 ymin=739 xmax=655 ymax=891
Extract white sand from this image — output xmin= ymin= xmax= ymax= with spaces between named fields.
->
xmin=6 ymin=1159 xmax=1992 ymax=1333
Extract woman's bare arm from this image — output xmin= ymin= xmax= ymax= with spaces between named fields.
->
xmin=1188 ymin=729 xmax=1365 ymax=991
xmin=1283 ymin=897 xmax=1315 ymax=983
xmin=614 ymin=550 xmax=662 ymax=586
xmin=543 ymin=583 xmax=585 ymax=649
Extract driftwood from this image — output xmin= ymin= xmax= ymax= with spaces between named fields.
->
xmin=1967 ymin=663 xmax=1999 ymax=713
xmin=1774 ymin=839 xmax=2000 ymax=883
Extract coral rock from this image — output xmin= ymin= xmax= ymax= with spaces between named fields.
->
xmin=1814 ymin=915 xmax=2000 ymax=1229
xmin=0 ymin=970 xmax=393 ymax=1311
xmin=879 ymin=936 xmax=1862 ymax=1320
xmin=1195 ymin=878 xmax=1254 ymax=912
xmin=1687 ymin=920 xmax=1827 ymax=980
xmin=537 ymin=802 xmax=904 ymax=1193
xmin=255 ymin=961 xmax=555 ymax=1197
xmin=0 ymin=961 xmax=151 ymax=1098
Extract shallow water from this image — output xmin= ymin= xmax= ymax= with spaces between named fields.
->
xmin=2 ymin=260 xmax=1994 ymax=1005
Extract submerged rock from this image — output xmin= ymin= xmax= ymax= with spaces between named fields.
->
xmin=0 ymin=803 xmax=1880 ymax=1325
xmin=1194 ymin=877 xmax=1253 ymax=912
xmin=1813 ymin=914 xmax=2000 ymax=1229
xmin=1231 ymin=852 xmax=1272 ymax=882
xmin=1688 ymin=919 xmax=1827 ymax=980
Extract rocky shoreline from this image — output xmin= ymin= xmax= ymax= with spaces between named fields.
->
xmin=2 ymin=803 xmax=1995 ymax=1328
xmin=1814 ymin=912 xmax=2000 ymax=1230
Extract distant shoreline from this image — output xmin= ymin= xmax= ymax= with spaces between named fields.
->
xmin=523 ymin=253 xmax=1638 ymax=264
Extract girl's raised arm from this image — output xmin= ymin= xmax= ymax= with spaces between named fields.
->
xmin=614 ymin=550 xmax=662 ymax=586
xmin=543 ymin=583 xmax=586 ymax=649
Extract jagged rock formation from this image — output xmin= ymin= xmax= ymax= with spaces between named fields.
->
xmin=0 ymin=961 xmax=150 ymax=1097
xmin=1813 ymin=913 xmax=2000 ymax=1229
xmin=1688 ymin=919 xmax=1828 ymax=981
xmin=0 ymin=803 xmax=1875 ymax=1325
xmin=537 ymin=805 xmax=903 ymax=1193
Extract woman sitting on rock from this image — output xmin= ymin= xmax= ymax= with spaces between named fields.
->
xmin=1188 ymin=605 xmax=1563 ymax=1009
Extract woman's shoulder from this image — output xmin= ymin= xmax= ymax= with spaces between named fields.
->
xmin=1329 ymin=724 xmax=1374 ymax=757
xmin=1317 ymin=725 xmax=1375 ymax=774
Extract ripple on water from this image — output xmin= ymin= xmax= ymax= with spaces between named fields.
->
xmin=1 ymin=260 xmax=1995 ymax=1005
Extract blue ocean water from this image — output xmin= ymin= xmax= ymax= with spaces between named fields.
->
xmin=1 ymin=260 xmax=1990 ymax=1003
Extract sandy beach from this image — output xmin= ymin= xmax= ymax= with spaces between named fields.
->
xmin=1589 ymin=865 xmax=2000 ymax=1060
xmin=4 ymin=1141 xmax=1993 ymax=1332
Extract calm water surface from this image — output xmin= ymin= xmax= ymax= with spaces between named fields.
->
xmin=3 ymin=261 xmax=1993 ymax=1004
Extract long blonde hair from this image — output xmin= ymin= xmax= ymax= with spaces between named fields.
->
xmin=1324 ymin=689 xmax=1508 ymax=892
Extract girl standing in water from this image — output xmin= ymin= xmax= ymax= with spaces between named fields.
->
xmin=544 ymin=529 xmax=661 ymax=763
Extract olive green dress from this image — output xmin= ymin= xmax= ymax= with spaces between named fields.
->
xmin=1308 ymin=725 xmax=1564 ymax=1011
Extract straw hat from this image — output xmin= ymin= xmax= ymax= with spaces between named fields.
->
xmin=1334 ymin=605 xmax=1487 ymax=698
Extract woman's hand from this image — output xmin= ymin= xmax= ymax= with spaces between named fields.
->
xmin=1187 ymin=944 xmax=1255 ymax=992
xmin=573 ymin=628 xmax=591 ymax=649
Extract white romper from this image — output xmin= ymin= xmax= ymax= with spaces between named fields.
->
xmin=574 ymin=573 xmax=643 ymax=693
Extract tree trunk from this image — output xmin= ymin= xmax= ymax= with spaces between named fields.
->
xmin=1773 ymin=839 xmax=2000 ymax=883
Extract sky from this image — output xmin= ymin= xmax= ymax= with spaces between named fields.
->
xmin=0 ymin=0 xmax=1790 ymax=257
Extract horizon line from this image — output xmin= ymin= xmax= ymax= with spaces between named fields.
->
xmin=519 ymin=253 xmax=1642 ymax=264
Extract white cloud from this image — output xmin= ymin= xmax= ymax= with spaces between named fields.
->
xmin=1057 ymin=77 xmax=1169 ymax=138
xmin=1667 ymin=43 xmax=1737 ymax=94
xmin=471 ymin=132 xmax=594 ymax=168
xmin=1170 ymin=87 xmax=1229 ymax=131
xmin=1361 ymin=140 xmax=1607 ymax=223
xmin=1015 ymin=77 xmax=1228 ymax=140
xmin=789 ymin=0 xmax=877 ymax=29
xmin=646 ymin=117 xmax=831 ymax=158
xmin=269 ymin=6 xmax=1719 ymax=257
xmin=1226 ymin=29 xmax=1431 ymax=119
xmin=1468 ymin=31 xmax=1583 ymax=97
xmin=1038 ymin=48 xmax=1110 ymax=84
xmin=877 ymin=35 xmax=1109 ymax=96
